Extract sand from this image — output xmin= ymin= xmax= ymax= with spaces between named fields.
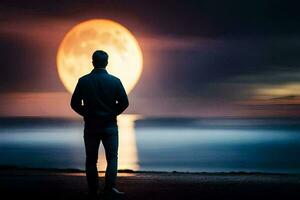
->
xmin=0 ymin=167 xmax=300 ymax=200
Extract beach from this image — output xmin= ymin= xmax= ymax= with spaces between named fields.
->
xmin=1 ymin=167 xmax=300 ymax=200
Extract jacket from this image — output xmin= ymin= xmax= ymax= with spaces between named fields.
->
xmin=70 ymin=68 xmax=129 ymax=127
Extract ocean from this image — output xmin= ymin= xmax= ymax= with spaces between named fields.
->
xmin=1 ymin=115 xmax=300 ymax=173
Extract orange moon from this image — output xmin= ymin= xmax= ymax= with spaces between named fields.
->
xmin=56 ymin=19 xmax=143 ymax=93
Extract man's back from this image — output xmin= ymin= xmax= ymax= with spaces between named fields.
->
xmin=71 ymin=68 xmax=129 ymax=127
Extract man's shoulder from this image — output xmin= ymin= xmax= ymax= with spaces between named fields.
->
xmin=76 ymin=75 xmax=87 ymax=85
xmin=78 ymin=74 xmax=90 ymax=81
xmin=78 ymin=72 xmax=120 ymax=83
xmin=107 ymin=73 xmax=121 ymax=82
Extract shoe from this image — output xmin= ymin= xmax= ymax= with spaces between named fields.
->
xmin=104 ymin=187 xmax=126 ymax=198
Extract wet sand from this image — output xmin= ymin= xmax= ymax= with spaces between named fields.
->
xmin=1 ymin=167 xmax=300 ymax=200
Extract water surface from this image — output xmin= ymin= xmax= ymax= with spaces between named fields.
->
xmin=0 ymin=116 xmax=300 ymax=173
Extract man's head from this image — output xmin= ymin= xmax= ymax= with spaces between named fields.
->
xmin=92 ymin=50 xmax=108 ymax=68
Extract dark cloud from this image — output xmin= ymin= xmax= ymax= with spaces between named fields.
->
xmin=131 ymin=36 xmax=300 ymax=100
xmin=1 ymin=0 xmax=300 ymax=37
xmin=0 ymin=32 xmax=44 ymax=92
xmin=0 ymin=30 xmax=63 ymax=92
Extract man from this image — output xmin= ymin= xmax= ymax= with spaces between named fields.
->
xmin=71 ymin=50 xmax=129 ymax=199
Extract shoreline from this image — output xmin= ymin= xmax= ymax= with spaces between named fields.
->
xmin=0 ymin=165 xmax=297 ymax=175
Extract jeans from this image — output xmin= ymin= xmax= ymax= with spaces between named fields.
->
xmin=83 ymin=126 xmax=118 ymax=193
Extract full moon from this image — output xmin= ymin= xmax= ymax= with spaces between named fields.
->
xmin=57 ymin=19 xmax=143 ymax=93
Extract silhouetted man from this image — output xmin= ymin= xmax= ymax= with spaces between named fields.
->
xmin=71 ymin=50 xmax=129 ymax=199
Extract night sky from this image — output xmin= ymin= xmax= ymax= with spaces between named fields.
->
xmin=0 ymin=0 xmax=300 ymax=117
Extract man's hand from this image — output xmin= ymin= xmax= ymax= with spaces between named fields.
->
xmin=115 ymin=79 xmax=129 ymax=115
xmin=70 ymin=79 xmax=86 ymax=116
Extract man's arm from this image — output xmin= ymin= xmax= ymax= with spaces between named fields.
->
xmin=115 ymin=79 xmax=129 ymax=115
xmin=70 ymin=79 xmax=85 ymax=116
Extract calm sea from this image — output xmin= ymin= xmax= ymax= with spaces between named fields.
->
xmin=1 ymin=115 xmax=300 ymax=173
